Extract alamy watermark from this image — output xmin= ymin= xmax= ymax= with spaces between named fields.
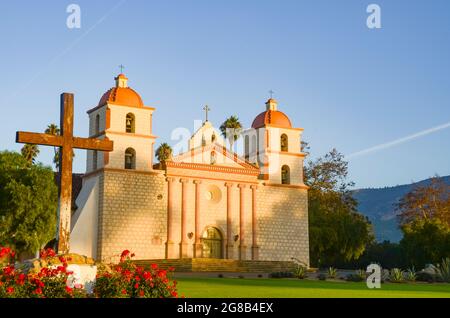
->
xmin=366 ymin=264 xmax=381 ymax=289
xmin=367 ymin=4 xmax=381 ymax=29
xmin=66 ymin=4 xmax=81 ymax=29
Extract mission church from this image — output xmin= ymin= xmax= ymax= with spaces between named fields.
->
xmin=70 ymin=73 xmax=310 ymax=266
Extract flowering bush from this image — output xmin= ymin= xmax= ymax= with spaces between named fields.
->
xmin=1 ymin=247 xmax=179 ymax=298
xmin=95 ymin=250 xmax=180 ymax=298
xmin=0 ymin=246 xmax=85 ymax=298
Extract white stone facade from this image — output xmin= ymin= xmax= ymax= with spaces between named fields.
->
xmin=70 ymin=74 xmax=310 ymax=266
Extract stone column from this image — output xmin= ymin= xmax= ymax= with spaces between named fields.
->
xmin=238 ymin=184 xmax=247 ymax=260
xmin=179 ymin=178 xmax=190 ymax=258
xmin=250 ymin=185 xmax=259 ymax=260
xmin=225 ymin=182 xmax=234 ymax=259
xmin=165 ymin=177 xmax=176 ymax=259
xmin=193 ymin=180 xmax=203 ymax=258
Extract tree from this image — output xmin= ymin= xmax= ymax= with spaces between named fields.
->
xmin=45 ymin=124 xmax=61 ymax=172
xmin=0 ymin=151 xmax=58 ymax=256
xmin=397 ymin=177 xmax=450 ymax=227
xmin=20 ymin=144 xmax=40 ymax=166
xmin=155 ymin=143 xmax=173 ymax=165
xmin=305 ymin=148 xmax=374 ymax=267
xmin=396 ymin=177 xmax=450 ymax=268
xmin=400 ymin=219 xmax=450 ymax=268
xmin=219 ymin=116 xmax=242 ymax=150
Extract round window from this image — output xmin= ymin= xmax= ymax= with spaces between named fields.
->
xmin=204 ymin=184 xmax=222 ymax=204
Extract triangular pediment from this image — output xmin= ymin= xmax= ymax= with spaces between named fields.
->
xmin=170 ymin=143 xmax=259 ymax=172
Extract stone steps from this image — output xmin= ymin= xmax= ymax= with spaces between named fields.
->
xmin=133 ymin=258 xmax=296 ymax=273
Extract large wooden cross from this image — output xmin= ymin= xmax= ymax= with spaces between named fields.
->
xmin=16 ymin=93 xmax=114 ymax=254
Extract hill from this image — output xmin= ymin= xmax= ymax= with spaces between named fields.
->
xmin=352 ymin=175 xmax=450 ymax=242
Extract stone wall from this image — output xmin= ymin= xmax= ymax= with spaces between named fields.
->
xmin=257 ymin=185 xmax=309 ymax=265
xmin=97 ymin=169 xmax=167 ymax=262
xmin=96 ymin=168 xmax=309 ymax=266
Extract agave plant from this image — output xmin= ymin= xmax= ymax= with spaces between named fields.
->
xmin=327 ymin=267 xmax=338 ymax=279
xmin=294 ymin=265 xmax=307 ymax=279
xmin=436 ymin=258 xmax=450 ymax=283
xmin=357 ymin=269 xmax=366 ymax=280
xmin=291 ymin=257 xmax=308 ymax=279
xmin=406 ymin=268 xmax=417 ymax=282
xmin=390 ymin=268 xmax=404 ymax=283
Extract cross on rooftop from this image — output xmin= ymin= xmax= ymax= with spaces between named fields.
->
xmin=203 ymin=105 xmax=211 ymax=122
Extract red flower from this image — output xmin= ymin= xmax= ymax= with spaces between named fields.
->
xmin=65 ymin=286 xmax=73 ymax=294
xmin=120 ymin=250 xmax=131 ymax=262
xmin=35 ymin=288 xmax=43 ymax=295
xmin=6 ymin=287 xmax=14 ymax=294
xmin=168 ymin=266 xmax=175 ymax=272
xmin=134 ymin=283 xmax=139 ymax=289
xmin=135 ymin=275 xmax=141 ymax=281
xmin=151 ymin=264 xmax=158 ymax=270
xmin=121 ymin=289 xmax=127 ymax=295
xmin=33 ymin=278 xmax=45 ymax=288
xmin=143 ymin=271 xmax=152 ymax=281
xmin=139 ymin=290 xmax=145 ymax=297
xmin=158 ymin=270 xmax=167 ymax=278
xmin=123 ymin=269 xmax=131 ymax=275
xmin=16 ymin=273 xmax=26 ymax=285
xmin=3 ymin=265 xmax=14 ymax=276
xmin=57 ymin=266 xmax=66 ymax=273
xmin=171 ymin=291 xmax=178 ymax=298
xmin=39 ymin=248 xmax=56 ymax=259
xmin=0 ymin=247 xmax=11 ymax=258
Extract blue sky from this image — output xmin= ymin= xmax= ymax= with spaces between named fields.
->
xmin=1 ymin=0 xmax=449 ymax=188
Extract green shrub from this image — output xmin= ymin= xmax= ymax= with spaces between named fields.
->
xmin=346 ymin=269 xmax=366 ymax=282
xmin=327 ymin=267 xmax=338 ymax=279
xmin=416 ymin=271 xmax=436 ymax=283
xmin=291 ymin=258 xmax=308 ymax=279
xmin=390 ymin=268 xmax=405 ymax=283
xmin=269 ymin=272 xmax=294 ymax=279
xmin=436 ymin=258 xmax=450 ymax=283
xmin=318 ymin=273 xmax=327 ymax=281
xmin=406 ymin=268 xmax=417 ymax=282
xmin=345 ymin=274 xmax=363 ymax=282
xmin=294 ymin=265 xmax=307 ymax=279
xmin=357 ymin=269 xmax=366 ymax=280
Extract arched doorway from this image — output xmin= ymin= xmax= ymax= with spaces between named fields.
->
xmin=201 ymin=227 xmax=223 ymax=259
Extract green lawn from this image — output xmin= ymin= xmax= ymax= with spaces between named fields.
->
xmin=176 ymin=277 xmax=450 ymax=298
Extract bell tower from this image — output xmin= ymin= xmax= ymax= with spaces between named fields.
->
xmin=243 ymin=98 xmax=306 ymax=185
xmin=86 ymin=73 xmax=157 ymax=172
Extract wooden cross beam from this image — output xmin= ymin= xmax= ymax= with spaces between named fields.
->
xmin=16 ymin=93 xmax=114 ymax=254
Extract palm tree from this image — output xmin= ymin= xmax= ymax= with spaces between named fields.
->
xmin=21 ymin=144 xmax=40 ymax=165
xmin=155 ymin=143 xmax=173 ymax=168
xmin=45 ymin=124 xmax=60 ymax=171
xmin=220 ymin=115 xmax=242 ymax=150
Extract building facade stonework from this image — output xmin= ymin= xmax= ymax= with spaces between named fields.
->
xmin=70 ymin=74 xmax=310 ymax=266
